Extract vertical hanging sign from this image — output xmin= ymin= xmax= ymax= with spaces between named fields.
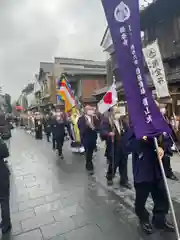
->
xmin=143 ymin=40 xmax=170 ymax=98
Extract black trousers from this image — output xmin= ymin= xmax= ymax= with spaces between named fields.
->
xmin=56 ymin=139 xmax=64 ymax=156
xmin=35 ymin=128 xmax=42 ymax=140
xmin=0 ymin=196 xmax=10 ymax=226
xmin=106 ymin=150 xmax=128 ymax=184
xmin=163 ymin=155 xmax=173 ymax=178
xmin=46 ymin=132 xmax=51 ymax=142
xmin=52 ymin=138 xmax=56 ymax=150
xmin=0 ymin=174 xmax=11 ymax=227
xmin=134 ymin=179 xmax=169 ymax=224
xmin=85 ymin=147 xmax=94 ymax=171
xmin=118 ymin=154 xmax=128 ymax=184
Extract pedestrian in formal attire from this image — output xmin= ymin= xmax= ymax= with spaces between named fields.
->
xmin=50 ymin=111 xmax=57 ymax=150
xmin=100 ymin=106 xmax=131 ymax=189
xmin=0 ymin=134 xmax=11 ymax=234
xmin=34 ymin=112 xmax=43 ymax=140
xmin=0 ymin=114 xmax=12 ymax=156
xmin=127 ymin=128 xmax=174 ymax=234
xmin=78 ymin=105 xmax=98 ymax=174
xmin=158 ymin=105 xmax=178 ymax=180
xmin=43 ymin=114 xmax=51 ymax=142
xmin=5 ymin=116 xmax=14 ymax=151
xmin=51 ymin=109 xmax=67 ymax=159
xmin=160 ymin=131 xmax=178 ymax=180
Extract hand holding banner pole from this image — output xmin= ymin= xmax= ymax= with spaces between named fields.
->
xmin=154 ymin=137 xmax=180 ymax=240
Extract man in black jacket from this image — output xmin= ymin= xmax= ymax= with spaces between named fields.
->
xmin=78 ymin=106 xmax=98 ymax=173
xmin=34 ymin=112 xmax=43 ymax=140
xmin=0 ymin=137 xmax=11 ymax=234
xmin=43 ymin=114 xmax=51 ymax=142
xmin=51 ymin=109 xmax=67 ymax=159
xmin=0 ymin=113 xmax=12 ymax=164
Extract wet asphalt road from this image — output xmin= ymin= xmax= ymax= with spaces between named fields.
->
xmin=1 ymin=128 xmax=179 ymax=239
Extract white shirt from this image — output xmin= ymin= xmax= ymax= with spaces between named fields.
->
xmin=113 ymin=119 xmax=121 ymax=134
xmin=85 ymin=115 xmax=91 ymax=123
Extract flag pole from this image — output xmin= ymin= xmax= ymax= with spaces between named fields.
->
xmin=154 ymin=137 xmax=180 ymax=240
xmin=111 ymin=135 xmax=115 ymax=179
xmin=112 ymin=76 xmax=116 ymax=178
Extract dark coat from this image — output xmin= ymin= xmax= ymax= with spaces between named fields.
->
xmin=43 ymin=118 xmax=51 ymax=134
xmin=126 ymin=128 xmax=162 ymax=183
xmin=34 ymin=118 xmax=42 ymax=127
xmin=159 ymin=133 xmax=173 ymax=157
xmin=100 ymin=117 xmax=116 ymax=160
xmin=0 ymin=125 xmax=11 ymax=140
xmin=34 ymin=118 xmax=43 ymax=139
xmin=100 ymin=117 xmax=129 ymax=162
xmin=78 ymin=115 xmax=97 ymax=150
xmin=50 ymin=117 xmax=67 ymax=141
xmin=0 ymin=138 xmax=10 ymax=198
xmin=158 ymin=118 xmax=174 ymax=156
xmin=93 ymin=114 xmax=102 ymax=133
xmin=0 ymin=114 xmax=11 ymax=140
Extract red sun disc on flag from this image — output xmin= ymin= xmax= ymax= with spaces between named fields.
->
xmin=103 ymin=92 xmax=112 ymax=104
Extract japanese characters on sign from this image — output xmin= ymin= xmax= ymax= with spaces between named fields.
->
xmin=131 ymin=43 xmax=152 ymax=123
xmin=120 ymin=26 xmax=128 ymax=46
xmin=119 ymin=24 xmax=152 ymax=123
xmin=119 ymin=26 xmax=152 ymax=123
xmin=143 ymin=40 xmax=170 ymax=98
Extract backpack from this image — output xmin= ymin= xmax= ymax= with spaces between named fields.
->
xmin=0 ymin=125 xmax=11 ymax=140
xmin=0 ymin=138 xmax=9 ymax=159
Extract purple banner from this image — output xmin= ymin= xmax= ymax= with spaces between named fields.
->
xmin=102 ymin=0 xmax=171 ymax=138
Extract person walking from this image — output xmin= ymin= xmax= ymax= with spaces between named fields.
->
xmin=43 ymin=114 xmax=51 ymax=142
xmin=0 ymin=132 xmax=11 ymax=234
xmin=127 ymin=128 xmax=174 ymax=234
xmin=78 ymin=105 xmax=98 ymax=174
xmin=51 ymin=109 xmax=67 ymax=159
xmin=0 ymin=114 xmax=12 ymax=154
xmin=34 ymin=112 xmax=43 ymax=140
xmin=100 ymin=106 xmax=131 ymax=189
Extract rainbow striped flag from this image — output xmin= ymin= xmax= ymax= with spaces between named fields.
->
xmin=56 ymin=76 xmax=76 ymax=112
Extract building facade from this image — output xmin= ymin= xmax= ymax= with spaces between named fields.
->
xmin=17 ymin=58 xmax=107 ymax=112
xmin=53 ymin=57 xmax=107 ymax=104
xmin=141 ymin=0 xmax=180 ymax=115
xmin=38 ymin=62 xmax=56 ymax=108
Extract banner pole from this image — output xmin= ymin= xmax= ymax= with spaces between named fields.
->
xmin=154 ymin=137 xmax=180 ymax=240
xmin=111 ymin=136 xmax=115 ymax=179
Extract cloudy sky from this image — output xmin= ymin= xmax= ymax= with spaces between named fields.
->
xmin=0 ymin=0 xmax=152 ymax=100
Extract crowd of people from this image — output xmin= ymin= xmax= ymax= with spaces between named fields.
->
xmin=0 ymin=101 xmax=179 ymax=235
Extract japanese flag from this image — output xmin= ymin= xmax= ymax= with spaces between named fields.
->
xmin=98 ymin=82 xmax=118 ymax=114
